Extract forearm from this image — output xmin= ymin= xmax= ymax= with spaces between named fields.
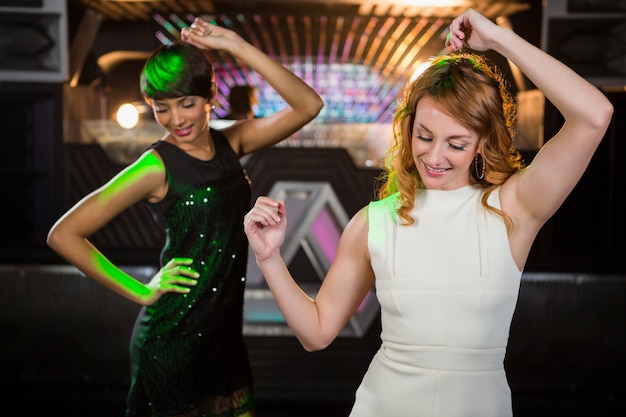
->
xmin=492 ymin=27 xmax=612 ymax=130
xmin=48 ymin=234 xmax=149 ymax=304
xmin=256 ymin=254 xmax=331 ymax=351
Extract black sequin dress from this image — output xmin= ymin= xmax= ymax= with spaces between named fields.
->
xmin=126 ymin=129 xmax=254 ymax=417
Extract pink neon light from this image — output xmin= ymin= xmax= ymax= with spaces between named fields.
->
xmin=310 ymin=207 xmax=340 ymax=263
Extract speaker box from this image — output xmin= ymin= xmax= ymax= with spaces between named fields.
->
xmin=0 ymin=0 xmax=68 ymax=82
xmin=541 ymin=0 xmax=626 ymax=88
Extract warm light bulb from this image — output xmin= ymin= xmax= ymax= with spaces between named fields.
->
xmin=116 ymin=103 xmax=139 ymax=129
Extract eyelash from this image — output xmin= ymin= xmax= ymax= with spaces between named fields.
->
xmin=155 ymin=101 xmax=196 ymax=113
xmin=416 ymin=135 xmax=465 ymax=151
xmin=417 ymin=135 xmax=431 ymax=142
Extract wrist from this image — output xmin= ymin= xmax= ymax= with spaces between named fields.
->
xmin=255 ymin=252 xmax=284 ymax=268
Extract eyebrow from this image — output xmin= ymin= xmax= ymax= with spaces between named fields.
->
xmin=415 ymin=122 xmax=432 ymax=134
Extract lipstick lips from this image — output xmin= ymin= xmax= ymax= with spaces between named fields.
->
xmin=174 ymin=126 xmax=193 ymax=136
xmin=423 ymin=161 xmax=449 ymax=176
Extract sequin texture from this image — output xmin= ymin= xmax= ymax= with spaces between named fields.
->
xmin=127 ymin=131 xmax=254 ymax=417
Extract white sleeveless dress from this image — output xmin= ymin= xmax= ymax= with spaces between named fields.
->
xmin=350 ymin=185 xmax=522 ymax=417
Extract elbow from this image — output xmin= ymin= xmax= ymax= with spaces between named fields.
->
xmin=46 ymin=226 xmax=59 ymax=250
xmin=600 ymin=100 xmax=615 ymax=131
xmin=305 ymin=96 xmax=324 ymax=121
xmin=591 ymin=97 xmax=614 ymax=134
xmin=314 ymin=96 xmax=324 ymax=116
xmin=301 ymin=339 xmax=331 ymax=353
xmin=574 ymin=97 xmax=614 ymax=146
xmin=302 ymin=344 xmax=318 ymax=352
xmin=288 ymin=96 xmax=324 ymax=126
xmin=46 ymin=227 xmax=57 ymax=249
xmin=299 ymin=331 xmax=335 ymax=352
xmin=46 ymin=223 xmax=71 ymax=254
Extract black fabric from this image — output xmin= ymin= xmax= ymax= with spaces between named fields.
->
xmin=126 ymin=129 xmax=254 ymax=417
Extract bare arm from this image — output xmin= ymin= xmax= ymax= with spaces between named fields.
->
xmin=47 ymin=151 xmax=199 ymax=305
xmin=181 ymin=18 xmax=324 ymax=156
xmin=244 ymin=197 xmax=374 ymax=351
xmin=446 ymin=9 xmax=614 ymax=264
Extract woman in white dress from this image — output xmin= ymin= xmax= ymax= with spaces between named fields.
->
xmin=243 ymin=9 xmax=613 ymax=417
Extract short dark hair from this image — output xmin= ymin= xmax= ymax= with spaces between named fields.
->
xmin=140 ymin=42 xmax=215 ymax=101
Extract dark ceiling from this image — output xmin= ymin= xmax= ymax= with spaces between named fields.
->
xmin=67 ymin=0 xmax=537 ymax=123
xmin=69 ymin=0 xmax=532 ymax=22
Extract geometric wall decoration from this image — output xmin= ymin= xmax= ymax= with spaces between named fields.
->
xmin=244 ymin=181 xmax=380 ymax=338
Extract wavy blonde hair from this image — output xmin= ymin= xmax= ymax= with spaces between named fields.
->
xmin=378 ymin=53 xmax=524 ymax=228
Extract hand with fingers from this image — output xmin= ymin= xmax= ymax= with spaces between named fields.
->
xmin=243 ymin=196 xmax=286 ymax=262
xmin=180 ymin=17 xmax=239 ymax=52
xmin=143 ymin=257 xmax=199 ymax=305
xmin=445 ymin=8 xmax=501 ymax=53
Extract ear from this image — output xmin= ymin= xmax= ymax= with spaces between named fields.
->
xmin=210 ymin=82 xmax=217 ymax=101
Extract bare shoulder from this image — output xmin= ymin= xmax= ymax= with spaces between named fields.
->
xmin=104 ymin=149 xmax=168 ymax=203
xmin=337 ymin=206 xmax=371 ymax=260
xmin=345 ymin=206 xmax=369 ymax=235
xmin=126 ymin=149 xmax=166 ymax=182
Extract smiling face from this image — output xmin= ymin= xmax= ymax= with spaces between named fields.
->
xmin=140 ymin=42 xmax=216 ymax=147
xmin=412 ymin=97 xmax=479 ymax=190
xmin=149 ymin=95 xmax=210 ymax=145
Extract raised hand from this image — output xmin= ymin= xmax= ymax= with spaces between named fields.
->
xmin=244 ymin=196 xmax=287 ymax=262
xmin=180 ymin=17 xmax=239 ymax=52
xmin=445 ymin=8 xmax=501 ymax=53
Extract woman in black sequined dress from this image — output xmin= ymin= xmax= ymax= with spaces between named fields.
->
xmin=47 ymin=17 xmax=323 ymax=417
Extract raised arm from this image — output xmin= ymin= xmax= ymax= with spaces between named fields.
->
xmin=447 ymin=9 xmax=613 ymax=251
xmin=446 ymin=10 xmax=614 ymax=222
xmin=181 ymin=18 xmax=324 ymax=155
xmin=47 ymin=151 xmax=199 ymax=305
xmin=244 ymin=197 xmax=375 ymax=351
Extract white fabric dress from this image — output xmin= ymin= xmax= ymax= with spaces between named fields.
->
xmin=350 ymin=185 xmax=522 ymax=417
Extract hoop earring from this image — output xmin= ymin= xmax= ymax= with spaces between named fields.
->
xmin=473 ymin=153 xmax=485 ymax=180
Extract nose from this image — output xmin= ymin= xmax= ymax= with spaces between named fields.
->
xmin=424 ymin=142 xmax=447 ymax=165
xmin=169 ymin=108 xmax=185 ymax=127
